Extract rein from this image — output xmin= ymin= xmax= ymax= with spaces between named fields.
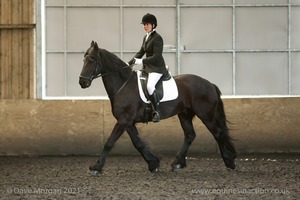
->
xmin=113 ymin=70 xmax=134 ymax=98
xmin=80 ymin=47 xmax=134 ymax=99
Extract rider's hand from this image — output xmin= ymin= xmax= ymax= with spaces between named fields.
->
xmin=134 ymin=58 xmax=143 ymax=65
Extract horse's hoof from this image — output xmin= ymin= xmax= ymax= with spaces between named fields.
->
xmin=151 ymin=168 xmax=160 ymax=173
xmin=225 ymin=160 xmax=236 ymax=170
xmin=172 ymin=164 xmax=182 ymax=172
xmin=89 ymin=163 xmax=102 ymax=172
xmin=227 ymin=162 xmax=236 ymax=170
xmin=91 ymin=170 xmax=100 ymax=176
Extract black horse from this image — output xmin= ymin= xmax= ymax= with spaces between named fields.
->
xmin=79 ymin=41 xmax=237 ymax=174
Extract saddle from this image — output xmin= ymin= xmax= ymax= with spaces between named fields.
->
xmin=136 ymin=67 xmax=178 ymax=104
xmin=139 ymin=68 xmax=172 ymax=101
xmin=136 ymin=67 xmax=178 ymax=123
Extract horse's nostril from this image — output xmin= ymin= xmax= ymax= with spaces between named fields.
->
xmin=79 ymin=80 xmax=84 ymax=87
xmin=79 ymin=78 xmax=91 ymax=88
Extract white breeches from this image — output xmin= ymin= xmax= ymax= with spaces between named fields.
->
xmin=147 ymin=72 xmax=163 ymax=95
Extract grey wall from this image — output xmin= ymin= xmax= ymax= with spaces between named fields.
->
xmin=43 ymin=0 xmax=300 ymax=98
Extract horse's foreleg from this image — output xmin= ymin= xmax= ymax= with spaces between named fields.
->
xmin=172 ymin=113 xmax=196 ymax=171
xmin=126 ymin=125 xmax=160 ymax=172
xmin=89 ymin=121 xmax=126 ymax=173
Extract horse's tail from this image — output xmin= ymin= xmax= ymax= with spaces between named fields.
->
xmin=213 ymin=84 xmax=237 ymax=159
xmin=213 ymin=84 xmax=228 ymax=132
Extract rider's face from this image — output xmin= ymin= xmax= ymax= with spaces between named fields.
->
xmin=143 ymin=23 xmax=153 ymax=33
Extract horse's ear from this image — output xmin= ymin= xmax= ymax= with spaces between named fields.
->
xmin=94 ymin=42 xmax=99 ymax=49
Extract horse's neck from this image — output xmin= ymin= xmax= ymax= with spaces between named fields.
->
xmin=99 ymin=49 xmax=132 ymax=99
xmin=102 ymin=67 xmax=132 ymax=100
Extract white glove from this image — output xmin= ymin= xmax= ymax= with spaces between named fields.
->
xmin=134 ymin=58 xmax=143 ymax=65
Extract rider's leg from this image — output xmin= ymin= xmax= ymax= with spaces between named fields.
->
xmin=147 ymin=72 xmax=163 ymax=122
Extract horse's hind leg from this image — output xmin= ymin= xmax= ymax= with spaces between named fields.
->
xmin=208 ymin=122 xmax=236 ymax=169
xmin=200 ymin=111 xmax=237 ymax=170
xmin=172 ymin=112 xmax=196 ymax=171
xmin=126 ymin=125 xmax=160 ymax=172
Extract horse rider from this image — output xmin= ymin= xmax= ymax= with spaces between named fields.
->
xmin=128 ymin=13 xmax=167 ymax=123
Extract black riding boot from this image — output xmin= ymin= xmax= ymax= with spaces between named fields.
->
xmin=150 ymin=90 xmax=160 ymax=123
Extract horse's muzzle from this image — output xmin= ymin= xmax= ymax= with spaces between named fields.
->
xmin=79 ymin=77 xmax=91 ymax=88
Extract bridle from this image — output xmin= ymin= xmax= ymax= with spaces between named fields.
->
xmin=79 ymin=48 xmax=132 ymax=85
xmin=79 ymin=54 xmax=108 ymax=81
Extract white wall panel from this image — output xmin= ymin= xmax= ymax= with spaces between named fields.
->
xmin=43 ymin=1 xmax=300 ymax=98
xmin=236 ymin=7 xmax=288 ymax=50
xmin=180 ymin=0 xmax=232 ymax=4
xmin=291 ymin=7 xmax=300 ymax=49
xmin=291 ymin=53 xmax=300 ymax=94
xmin=181 ymin=8 xmax=232 ymax=50
xmin=67 ymin=8 xmax=120 ymax=51
xmin=46 ymin=8 xmax=64 ymax=51
xmin=46 ymin=0 xmax=64 ymax=6
xmin=236 ymin=0 xmax=287 ymax=3
xmin=66 ymin=0 xmax=120 ymax=5
xmin=124 ymin=0 xmax=175 ymax=5
xmin=236 ymin=53 xmax=288 ymax=95
xmin=291 ymin=0 xmax=300 ymax=3
xmin=46 ymin=53 xmax=65 ymax=96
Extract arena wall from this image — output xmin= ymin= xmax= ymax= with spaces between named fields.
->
xmin=1 ymin=1 xmax=300 ymax=156
xmin=1 ymin=98 xmax=299 ymax=156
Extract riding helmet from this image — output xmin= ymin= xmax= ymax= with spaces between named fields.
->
xmin=141 ymin=13 xmax=157 ymax=27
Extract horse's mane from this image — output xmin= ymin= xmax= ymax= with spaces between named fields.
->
xmin=98 ymin=48 xmax=129 ymax=72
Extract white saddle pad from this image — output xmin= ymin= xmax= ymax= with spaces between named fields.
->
xmin=136 ymin=70 xmax=178 ymax=103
